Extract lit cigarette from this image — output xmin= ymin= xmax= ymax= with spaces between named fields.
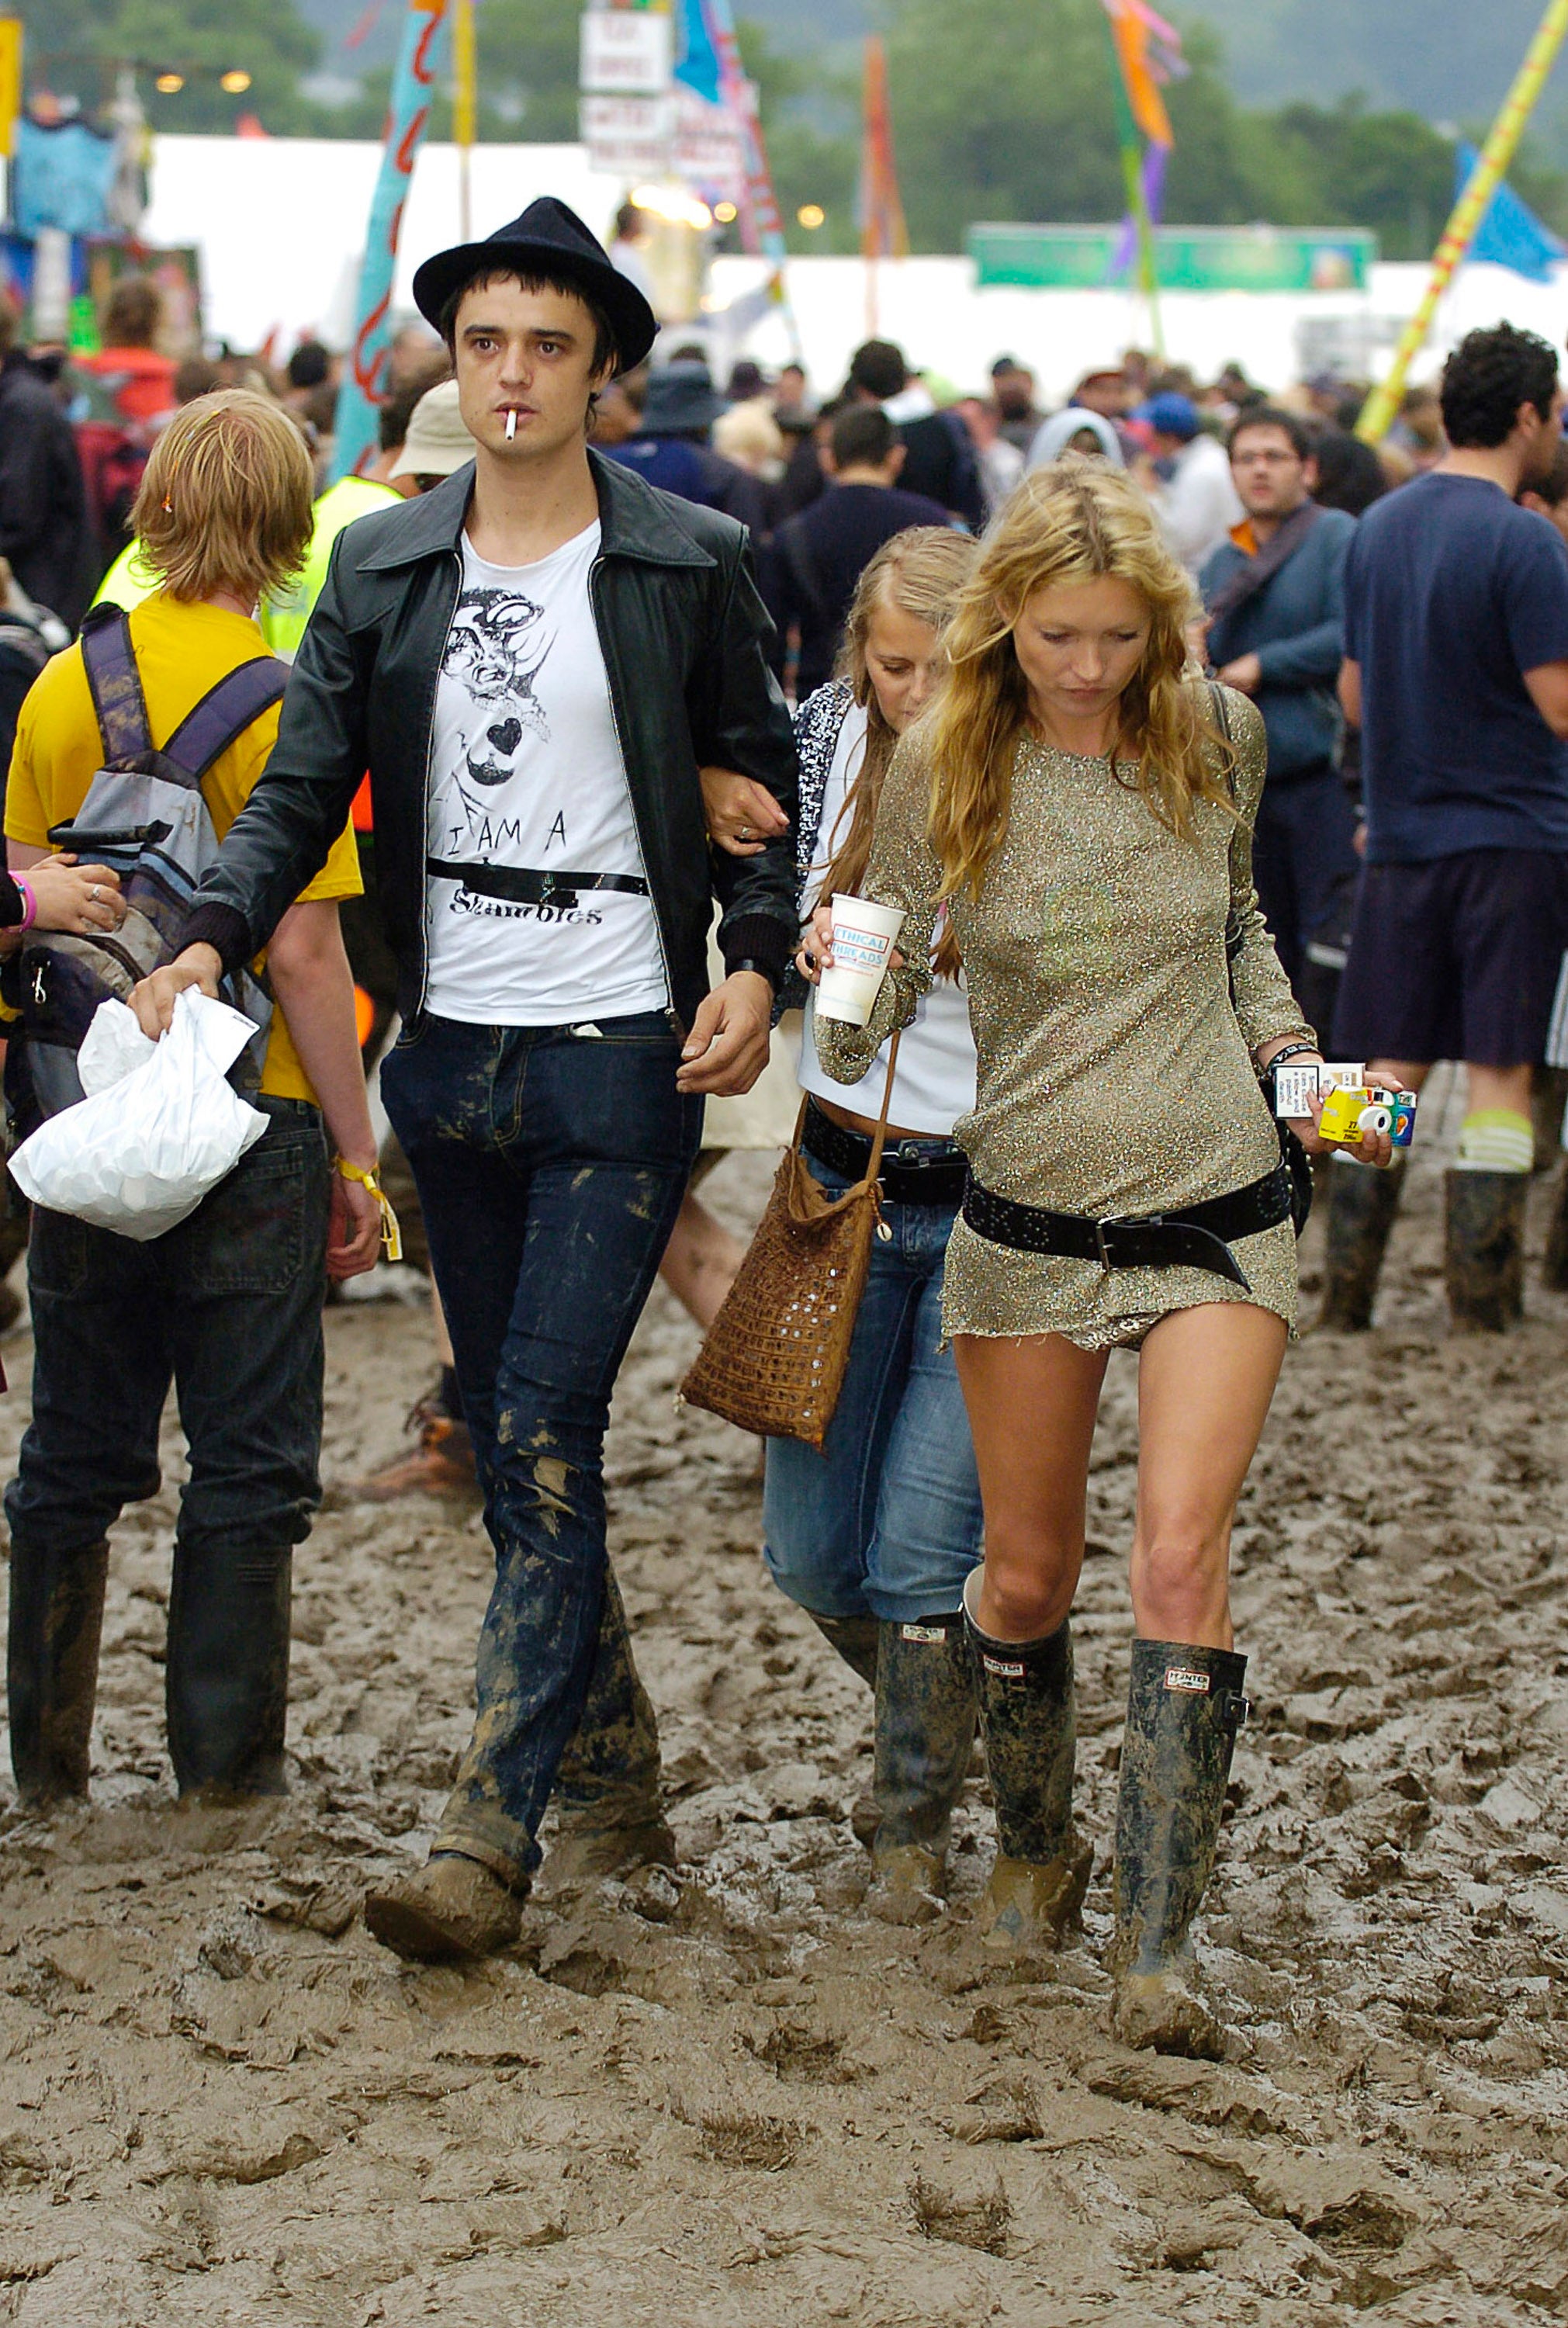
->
xmin=505 ymin=409 xmax=517 ymax=442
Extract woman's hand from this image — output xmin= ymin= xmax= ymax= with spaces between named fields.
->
xmin=701 ymin=765 xmax=790 ymax=857
xmin=795 ymin=900 xmax=835 ymax=984
xmin=22 ymin=856 xmax=126 ymax=936
xmin=1274 ymin=1052 xmax=1396 ymax=1169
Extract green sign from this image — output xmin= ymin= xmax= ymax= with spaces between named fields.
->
xmin=969 ymin=223 xmax=1376 ymax=293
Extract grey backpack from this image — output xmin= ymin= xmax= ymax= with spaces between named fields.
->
xmin=19 ymin=603 xmax=284 ymax=1119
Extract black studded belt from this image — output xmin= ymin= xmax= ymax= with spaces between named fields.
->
xmin=961 ymin=1164 xmax=1293 ymax=1290
xmin=427 ymin=859 xmax=650 ymax=909
xmin=803 ymin=1099 xmax=968 ymax=1206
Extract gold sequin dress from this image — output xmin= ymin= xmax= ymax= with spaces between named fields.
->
xmin=815 ymin=686 xmax=1315 ymax=1349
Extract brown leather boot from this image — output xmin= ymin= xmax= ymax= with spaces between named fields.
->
xmin=353 ymin=1395 xmax=479 ymax=1502
xmin=364 ymin=1854 xmax=523 ymax=1960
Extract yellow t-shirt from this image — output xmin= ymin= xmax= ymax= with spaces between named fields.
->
xmin=5 ymin=594 xmax=363 ymax=1106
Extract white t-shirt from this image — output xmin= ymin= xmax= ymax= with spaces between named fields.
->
xmin=424 ymin=523 xmax=670 ymax=1025
xmin=796 ymin=701 xmax=977 ymax=1138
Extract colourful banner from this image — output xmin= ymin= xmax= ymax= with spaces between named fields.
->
xmin=1358 ymin=0 xmax=1568 ymax=443
xmin=330 ymin=0 xmax=452 ymax=482
xmin=857 ymin=36 xmax=908 ymax=263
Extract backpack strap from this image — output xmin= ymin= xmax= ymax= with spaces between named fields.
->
xmin=80 ymin=602 xmax=154 ymax=768
xmin=160 ymin=656 xmax=289 ymax=784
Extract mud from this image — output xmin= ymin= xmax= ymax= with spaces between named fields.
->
xmin=2 ymin=1077 xmax=1567 ymax=2325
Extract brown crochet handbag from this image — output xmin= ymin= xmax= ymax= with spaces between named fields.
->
xmin=680 ymin=1034 xmax=902 ymax=1449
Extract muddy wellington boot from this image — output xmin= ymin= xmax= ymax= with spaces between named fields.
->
xmin=365 ymin=1854 xmax=524 ymax=1961
xmin=1318 ymin=1154 xmax=1405 ymax=1331
xmin=961 ymin=1571 xmax=1091 ymax=1958
xmin=546 ymin=1568 xmax=676 ymax=1891
xmin=809 ymin=1612 xmax=880 ymax=1690
xmin=166 ymin=1542 xmax=292 ymax=1798
xmin=1110 ymin=1639 xmax=1250 ymax=2061
xmin=7 ymin=1538 xmax=109 ymax=1808
xmin=1544 ymin=1162 xmax=1568 ymax=1291
xmin=864 ymin=1616 xmax=978 ymax=1925
xmin=1445 ymin=1169 xmax=1528 ymax=1332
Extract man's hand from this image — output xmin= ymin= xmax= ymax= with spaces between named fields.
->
xmin=327 ymin=1166 xmax=384 ymax=1282
xmin=130 ymin=944 xmax=223 ymax=1038
xmin=1217 ymin=653 xmax=1263 ymax=695
xmin=676 ymin=970 xmax=772 ymax=1096
xmin=700 ymin=766 xmax=791 ymax=858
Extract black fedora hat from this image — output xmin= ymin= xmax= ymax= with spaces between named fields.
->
xmin=411 ymin=196 xmax=657 ymax=373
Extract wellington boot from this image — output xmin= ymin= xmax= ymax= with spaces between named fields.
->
xmin=364 ymin=1853 xmax=524 ymax=1961
xmin=7 ymin=1538 xmax=109 ymax=1808
xmin=978 ymin=1846 xmax=1092 ymax=1956
xmin=962 ymin=1571 xmax=1085 ymax=1960
xmin=1110 ymin=1639 xmax=1249 ymax=2061
xmin=1318 ymin=1155 xmax=1405 ymax=1332
xmin=547 ymin=1568 xmax=673 ymax=1893
xmin=1543 ymin=1163 xmax=1568 ymax=1290
xmin=863 ymin=1613 xmax=978 ymax=1921
xmin=866 ymin=1841 xmax=948 ymax=1925
xmin=168 ymin=1540 xmax=292 ymax=1798
xmin=1445 ymin=1169 xmax=1527 ymax=1332
xmin=808 ymin=1610 xmax=880 ymax=1690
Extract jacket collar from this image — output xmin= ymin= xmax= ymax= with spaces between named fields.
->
xmin=355 ymin=446 xmax=716 ymax=573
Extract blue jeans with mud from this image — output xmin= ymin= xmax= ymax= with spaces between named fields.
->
xmin=762 ymin=1155 xmax=984 ymax=1624
xmin=379 ymin=1010 xmax=701 ymax=1890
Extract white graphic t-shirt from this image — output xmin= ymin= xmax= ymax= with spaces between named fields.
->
xmin=424 ymin=523 xmax=670 ymax=1024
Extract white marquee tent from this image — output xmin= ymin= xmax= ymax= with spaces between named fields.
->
xmin=141 ymin=134 xmax=1568 ymax=400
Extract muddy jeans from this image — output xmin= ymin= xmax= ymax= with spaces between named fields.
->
xmin=379 ymin=1010 xmax=701 ymax=1889
xmin=5 ymin=1099 xmax=330 ymax=1789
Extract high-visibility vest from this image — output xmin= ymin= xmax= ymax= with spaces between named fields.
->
xmin=260 ymin=474 xmax=400 ymax=659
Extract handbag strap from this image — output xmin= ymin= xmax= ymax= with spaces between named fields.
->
xmin=863 ymin=1027 xmax=903 ymax=1186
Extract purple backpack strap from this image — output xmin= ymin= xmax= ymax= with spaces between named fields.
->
xmin=160 ymin=656 xmax=289 ymax=783
xmin=80 ymin=603 xmax=154 ymax=767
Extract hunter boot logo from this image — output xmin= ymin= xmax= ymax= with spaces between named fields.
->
xmin=1164 ymin=1666 xmax=1212 ymax=1694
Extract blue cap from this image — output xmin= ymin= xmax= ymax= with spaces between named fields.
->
xmin=1139 ymin=391 xmax=1199 ymax=440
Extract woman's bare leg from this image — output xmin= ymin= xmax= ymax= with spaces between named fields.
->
xmin=1130 ymin=1302 xmax=1287 ymax=1647
xmin=953 ymin=1333 xmax=1109 ymax=1641
xmin=658 ymin=1190 xmax=745 ymax=1332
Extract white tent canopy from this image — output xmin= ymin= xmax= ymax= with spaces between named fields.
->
xmin=142 ymin=134 xmax=1568 ymax=399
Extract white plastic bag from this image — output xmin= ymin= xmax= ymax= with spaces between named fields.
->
xmin=11 ymin=992 xmax=269 ymax=1241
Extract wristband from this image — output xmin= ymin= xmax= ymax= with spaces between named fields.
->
xmin=334 ymin=1157 xmax=403 ymax=1261
xmin=731 ymin=956 xmax=779 ymax=993
xmin=13 ymin=877 xmax=36 ymax=934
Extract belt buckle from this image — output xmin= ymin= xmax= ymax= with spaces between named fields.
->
xmin=1094 ymin=1214 xmax=1123 ymax=1274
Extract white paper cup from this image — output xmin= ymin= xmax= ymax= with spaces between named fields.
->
xmin=816 ymin=892 xmax=907 ymax=1027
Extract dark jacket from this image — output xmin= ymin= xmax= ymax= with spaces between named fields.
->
xmin=1200 ymin=505 xmax=1356 ymax=781
xmin=182 ymin=450 xmax=800 ymax=1031
xmin=603 ymin=435 xmax=771 ymax=537
xmin=0 ymin=354 xmax=92 ymax=629
xmin=896 ymin=411 xmax=985 ymax=532
xmin=763 ymin=480 xmax=953 ymax=696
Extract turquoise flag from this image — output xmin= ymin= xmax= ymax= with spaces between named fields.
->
xmin=1459 ymin=141 xmax=1566 ymax=284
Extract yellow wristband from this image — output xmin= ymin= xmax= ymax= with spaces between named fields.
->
xmin=334 ymin=1156 xmax=403 ymax=1262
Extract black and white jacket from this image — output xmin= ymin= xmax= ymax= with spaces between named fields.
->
xmin=781 ymin=678 xmax=857 ymax=1012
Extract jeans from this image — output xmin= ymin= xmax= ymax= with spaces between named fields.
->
xmin=763 ymin=1152 xmax=984 ymax=1625
xmin=379 ymin=1010 xmax=701 ymax=1887
xmin=5 ymin=1099 xmax=330 ymax=1790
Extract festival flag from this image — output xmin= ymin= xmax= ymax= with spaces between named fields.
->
xmin=678 ymin=0 xmax=802 ymax=360
xmin=1099 ymin=0 xmax=1186 ymax=347
xmin=330 ymin=0 xmax=452 ymax=480
xmin=1457 ymin=140 xmax=1566 ymax=281
xmin=857 ymin=37 xmax=908 ymax=263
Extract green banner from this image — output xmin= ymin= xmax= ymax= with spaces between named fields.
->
xmin=969 ymin=223 xmax=1376 ymax=293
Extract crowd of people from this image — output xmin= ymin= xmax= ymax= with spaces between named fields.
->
xmin=4 ymin=191 xmax=1568 ymax=2066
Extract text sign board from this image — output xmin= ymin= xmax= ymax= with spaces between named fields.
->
xmin=969 ymin=223 xmax=1377 ymax=293
xmin=581 ymin=91 xmax=675 ymax=174
xmin=580 ymin=9 xmax=672 ymax=96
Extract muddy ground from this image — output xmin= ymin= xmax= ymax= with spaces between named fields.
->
xmin=2 ymin=1070 xmax=1567 ymax=2325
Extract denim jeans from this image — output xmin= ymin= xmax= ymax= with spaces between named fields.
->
xmin=763 ymin=1152 xmax=984 ymax=1625
xmin=379 ymin=1010 xmax=701 ymax=1887
xmin=6 ymin=1099 xmax=330 ymax=1789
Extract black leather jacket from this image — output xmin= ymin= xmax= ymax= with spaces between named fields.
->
xmin=182 ymin=449 xmax=800 ymax=1032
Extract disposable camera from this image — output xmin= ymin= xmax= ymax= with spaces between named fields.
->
xmin=1274 ymin=1060 xmax=1416 ymax=1148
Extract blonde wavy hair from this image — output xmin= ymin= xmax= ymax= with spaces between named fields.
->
xmin=822 ymin=526 xmax=978 ymax=976
xmin=132 ymin=389 xmax=314 ymax=607
xmin=926 ymin=459 xmax=1234 ymax=900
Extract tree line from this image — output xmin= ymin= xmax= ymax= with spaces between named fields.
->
xmin=21 ymin=0 xmax=1568 ymax=264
